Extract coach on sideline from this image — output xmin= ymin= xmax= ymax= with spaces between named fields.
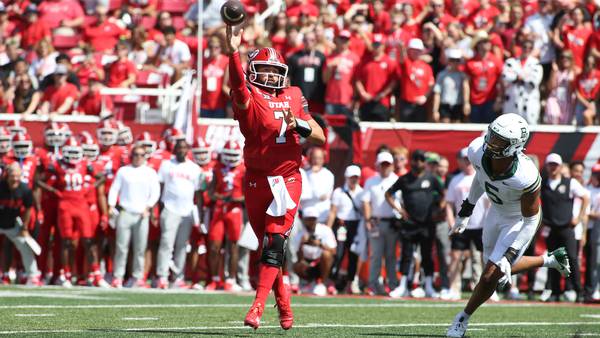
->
xmin=156 ymin=139 xmax=203 ymax=289
xmin=108 ymin=145 xmax=161 ymax=288
xmin=0 ymin=163 xmax=40 ymax=285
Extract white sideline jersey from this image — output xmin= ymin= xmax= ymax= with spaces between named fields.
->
xmin=468 ymin=137 xmax=541 ymax=217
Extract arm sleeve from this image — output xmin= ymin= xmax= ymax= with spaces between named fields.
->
xmin=467 ymin=172 xmax=485 ymax=204
xmin=386 ymin=177 xmax=402 ymax=196
xmin=107 ymin=169 xmax=122 ymax=207
xmin=228 ymin=52 xmax=251 ymax=108
xmin=510 ymin=211 xmax=541 ymax=252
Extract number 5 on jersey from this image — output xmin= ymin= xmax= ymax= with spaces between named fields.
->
xmin=485 ymin=182 xmax=503 ymax=205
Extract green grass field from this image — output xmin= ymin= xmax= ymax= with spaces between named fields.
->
xmin=0 ymin=286 xmax=598 ymax=337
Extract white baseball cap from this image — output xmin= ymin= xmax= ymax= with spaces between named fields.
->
xmin=545 ymin=153 xmax=562 ymax=165
xmin=344 ymin=165 xmax=361 ymax=178
xmin=446 ymin=48 xmax=462 ymax=60
xmin=458 ymin=147 xmax=469 ymax=159
xmin=302 ymin=207 xmax=319 ymax=219
xmin=408 ymin=38 xmax=425 ymax=50
xmin=376 ymin=152 xmax=394 ymax=165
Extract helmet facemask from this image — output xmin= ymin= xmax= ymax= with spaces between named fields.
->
xmin=484 ymin=129 xmax=515 ymax=159
xmin=13 ymin=142 xmax=32 ymax=159
xmin=63 ymin=145 xmax=83 ymax=164
xmin=248 ymin=62 xmax=288 ymax=89
xmin=82 ymin=144 xmax=99 ymax=161
xmin=97 ymin=128 xmax=118 ymax=146
xmin=192 ymin=148 xmax=210 ymax=165
xmin=45 ymin=130 xmax=66 ymax=147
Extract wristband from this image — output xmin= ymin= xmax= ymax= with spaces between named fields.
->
xmin=503 ymin=247 xmax=519 ymax=265
xmin=457 ymin=199 xmax=475 ymax=218
xmin=295 ymin=118 xmax=312 ymax=138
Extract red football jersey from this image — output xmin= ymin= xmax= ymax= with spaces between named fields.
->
xmin=201 ymin=54 xmax=229 ymax=110
xmin=575 ymin=69 xmax=600 ymax=100
xmin=4 ymin=154 xmax=40 ymax=189
xmin=213 ymin=161 xmax=246 ymax=202
xmin=465 ymin=53 xmax=503 ymax=105
xmin=324 ymin=50 xmax=360 ymax=106
xmin=84 ymin=160 xmax=105 ymax=206
xmin=357 ymin=53 xmax=397 ymax=107
xmin=35 ymin=147 xmax=60 ymax=202
xmin=53 ymin=160 xmax=93 ymax=201
xmin=398 ymin=58 xmax=434 ymax=104
xmin=563 ymin=25 xmax=593 ymax=69
xmin=233 ymin=85 xmax=311 ymax=177
xmin=96 ymin=145 xmax=124 ymax=194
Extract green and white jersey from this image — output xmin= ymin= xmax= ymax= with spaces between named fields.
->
xmin=468 ymin=137 xmax=541 ymax=217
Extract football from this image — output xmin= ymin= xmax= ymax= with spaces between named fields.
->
xmin=220 ymin=0 xmax=246 ymax=26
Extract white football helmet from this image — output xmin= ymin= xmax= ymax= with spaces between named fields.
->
xmin=484 ymin=113 xmax=529 ymax=159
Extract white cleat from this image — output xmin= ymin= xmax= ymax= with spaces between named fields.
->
xmin=389 ymin=284 xmax=407 ymax=298
xmin=426 ymin=285 xmax=440 ymax=299
xmin=564 ymin=290 xmax=577 ymax=302
xmin=239 ymin=280 xmax=253 ymax=292
xmin=312 ymin=283 xmax=327 ymax=296
xmin=350 ymin=279 xmax=361 ymax=295
xmin=410 ymin=287 xmax=426 ymax=298
xmin=191 ymin=283 xmax=204 ymax=291
xmin=447 ymin=313 xmax=469 ymax=337
xmin=540 ymin=289 xmax=552 ymax=302
xmin=489 ymin=291 xmax=500 ymax=302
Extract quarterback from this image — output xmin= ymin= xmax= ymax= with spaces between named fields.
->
xmin=226 ymin=24 xmax=325 ymax=330
xmin=447 ymin=114 xmax=571 ymax=337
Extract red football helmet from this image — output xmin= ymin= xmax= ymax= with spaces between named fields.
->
xmin=44 ymin=121 xmax=69 ymax=147
xmin=116 ymin=121 xmax=133 ymax=146
xmin=97 ymin=119 xmax=119 ymax=146
xmin=62 ymin=136 xmax=83 ymax=164
xmin=0 ymin=127 xmax=11 ymax=154
xmin=135 ymin=132 xmax=157 ymax=157
xmin=162 ymin=127 xmax=185 ymax=151
xmin=247 ymin=47 xmax=288 ymax=89
xmin=79 ymin=131 xmax=99 ymax=161
xmin=11 ymin=133 xmax=32 ymax=159
xmin=191 ymin=137 xmax=211 ymax=165
xmin=6 ymin=119 xmax=27 ymax=136
xmin=220 ymin=140 xmax=242 ymax=167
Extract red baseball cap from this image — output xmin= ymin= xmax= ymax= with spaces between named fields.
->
xmin=592 ymin=163 xmax=600 ymax=174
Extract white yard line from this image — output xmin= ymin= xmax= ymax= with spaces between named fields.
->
xmin=0 ymin=322 xmax=596 ymax=335
xmin=0 ymin=302 xmax=564 ymax=309
xmin=121 ymin=317 xmax=159 ymax=321
xmin=14 ymin=314 xmax=55 ymax=317
xmin=581 ymin=315 xmax=600 ymax=319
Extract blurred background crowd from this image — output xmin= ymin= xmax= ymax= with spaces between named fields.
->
xmin=0 ymin=0 xmax=595 ymax=124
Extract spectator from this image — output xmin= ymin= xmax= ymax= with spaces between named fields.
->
xmin=148 ymin=11 xmax=173 ymax=44
xmin=584 ymin=164 xmax=600 ymax=303
xmin=544 ymin=51 xmax=576 ymax=125
xmin=356 ymin=34 xmax=396 ymax=121
xmin=370 ymin=0 xmax=391 ymax=33
xmin=501 ymin=37 xmax=543 ymax=125
xmin=445 ymin=148 xmax=488 ymax=300
xmin=38 ymin=0 xmax=84 ymax=35
xmin=76 ymin=53 xmax=105 ymax=88
xmin=130 ymin=26 xmax=155 ymax=66
xmin=465 ymin=31 xmax=503 ymax=123
xmin=17 ymin=4 xmax=51 ymax=51
xmin=433 ymin=48 xmax=469 ymax=123
xmin=302 ymin=148 xmax=335 ymax=223
xmin=292 ymin=207 xmax=337 ymax=296
xmin=524 ymin=0 xmax=556 ymax=81
xmin=423 ymin=0 xmax=455 ymax=32
xmin=156 ymin=139 xmax=202 ymax=289
xmin=464 ymin=0 xmax=500 ymax=35
xmin=9 ymin=58 xmax=39 ymax=90
xmin=107 ymin=41 xmax=137 ymax=88
xmin=323 ymin=30 xmax=359 ymax=117
xmin=0 ymin=163 xmax=40 ymax=286
xmin=127 ymin=0 xmax=158 ymax=18
xmin=39 ymin=64 xmax=79 ymax=115
xmin=541 ymin=153 xmax=589 ymax=302
xmin=286 ymin=0 xmax=320 ymax=26
xmin=386 ymin=149 xmax=445 ymax=298
xmin=397 ymin=38 xmax=434 ymax=122
xmin=201 ymin=0 xmax=226 ymax=34
xmin=362 ymin=152 xmax=399 ymax=295
xmin=574 ymin=56 xmax=600 ymax=126
xmin=40 ymin=53 xmax=81 ymax=91
xmin=326 ymin=165 xmax=363 ymax=293
xmin=200 ymin=35 xmax=229 ymax=118
xmin=391 ymin=146 xmax=409 ymax=176
xmin=13 ymin=74 xmax=41 ymax=115
xmin=157 ymin=26 xmax=191 ymax=81
xmin=554 ymin=6 xmax=593 ymax=72
xmin=83 ymin=5 xmax=128 ymax=53
xmin=288 ymin=31 xmax=327 ymax=115
xmin=108 ymin=145 xmax=161 ymax=288
xmin=269 ymin=12 xmax=288 ymax=54
xmin=78 ymin=73 xmax=113 ymax=116
xmin=31 ymin=40 xmax=58 ymax=81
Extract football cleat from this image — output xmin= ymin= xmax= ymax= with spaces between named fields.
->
xmin=275 ymin=295 xmax=293 ymax=330
xmin=25 ymin=275 xmax=42 ymax=287
xmin=548 ymin=247 xmax=571 ymax=277
xmin=224 ymin=278 xmax=243 ymax=292
xmin=112 ymin=278 xmax=123 ymax=289
xmin=244 ymin=302 xmax=264 ymax=330
xmin=205 ymin=281 xmax=221 ymax=291
xmin=312 ymin=282 xmax=327 ymax=296
xmin=157 ymin=277 xmax=169 ymax=289
xmin=447 ymin=312 xmax=469 ymax=338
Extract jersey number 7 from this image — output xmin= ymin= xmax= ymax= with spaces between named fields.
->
xmin=273 ymin=111 xmax=287 ymax=144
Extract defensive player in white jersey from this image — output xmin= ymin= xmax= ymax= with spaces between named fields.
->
xmin=447 ymin=114 xmax=571 ymax=338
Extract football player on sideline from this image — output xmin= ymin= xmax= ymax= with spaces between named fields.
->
xmin=226 ymin=25 xmax=325 ymax=330
xmin=447 ymin=114 xmax=571 ymax=337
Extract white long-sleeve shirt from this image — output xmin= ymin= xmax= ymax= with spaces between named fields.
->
xmin=108 ymin=164 xmax=161 ymax=214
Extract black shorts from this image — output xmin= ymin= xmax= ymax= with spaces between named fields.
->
xmin=439 ymin=103 xmax=463 ymax=121
xmin=302 ymin=259 xmax=321 ymax=279
xmin=451 ymin=228 xmax=483 ymax=251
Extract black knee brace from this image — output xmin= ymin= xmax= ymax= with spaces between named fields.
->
xmin=261 ymin=233 xmax=286 ymax=267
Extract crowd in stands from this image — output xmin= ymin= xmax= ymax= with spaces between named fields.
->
xmin=0 ymin=0 xmax=595 ymax=124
